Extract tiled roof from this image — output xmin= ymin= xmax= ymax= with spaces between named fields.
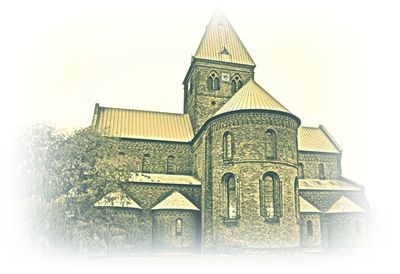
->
xmin=151 ymin=191 xmax=200 ymax=211
xmin=299 ymin=179 xmax=362 ymax=191
xmin=298 ymin=125 xmax=341 ymax=153
xmin=299 ymin=197 xmax=321 ymax=213
xmin=326 ymin=196 xmax=365 ymax=214
xmin=94 ymin=191 xmax=142 ymax=209
xmin=194 ymin=9 xmax=255 ymax=66
xmin=128 ymin=173 xmax=201 ymax=186
xmin=213 ymin=80 xmax=291 ymax=117
xmin=92 ymin=105 xmax=194 ymax=142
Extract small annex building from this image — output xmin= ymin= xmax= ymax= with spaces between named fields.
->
xmin=90 ymin=10 xmax=369 ymax=253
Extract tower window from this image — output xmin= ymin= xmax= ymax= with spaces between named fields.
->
xmin=319 ymin=163 xmax=325 ymax=179
xmin=260 ymin=172 xmax=282 ymax=221
xmin=298 ymin=163 xmax=304 ymax=179
xmin=266 ymin=129 xmax=277 ymax=159
xmin=175 ymin=218 xmax=182 ymax=236
xmin=231 ymin=75 xmax=243 ymax=93
xmin=166 ymin=155 xmax=176 ymax=174
xmin=307 ymin=220 xmax=313 ymax=238
xmin=294 ymin=177 xmax=300 ymax=220
xmin=225 ymin=174 xmax=238 ymax=220
xmin=142 ymin=153 xmax=150 ymax=173
xmin=207 ymin=72 xmax=220 ymax=91
xmin=223 ymin=132 xmax=233 ymax=161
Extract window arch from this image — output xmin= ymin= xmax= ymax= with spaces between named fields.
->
xmin=266 ymin=129 xmax=277 ymax=159
xmin=307 ymin=220 xmax=313 ymax=238
xmin=260 ymin=172 xmax=282 ymax=221
xmin=207 ymin=72 xmax=220 ymax=91
xmin=298 ymin=163 xmax=304 ymax=179
xmin=231 ymin=75 xmax=243 ymax=93
xmin=167 ymin=155 xmax=176 ymax=174
xmin=142 ymin=153 xmax=150 ymax=173
xmin=175 ymin=218 xmax=182 ymax=236
xmin=224 ymin=174 xmax=238 ymax=220
xmin=319 ymin=163 xmax=325 ymax=179
xmin=223 ymin=132 xmax=233 ymax=160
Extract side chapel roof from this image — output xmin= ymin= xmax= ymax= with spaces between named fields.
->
xmin=94 ymin=191 xmax=142 ymax=209
xmin=151 ymin=191 xmax=199 ymax=211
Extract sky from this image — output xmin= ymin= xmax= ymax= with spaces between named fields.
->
xmin=2 ymin=0 xmax=400 ymax=272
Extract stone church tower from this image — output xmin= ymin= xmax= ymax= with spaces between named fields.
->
xmin=91 ymin=9 xmax=369 ymax=253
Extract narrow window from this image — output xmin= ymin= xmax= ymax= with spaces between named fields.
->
xmin=307 ymin=220 xmax=313 ymax=238
xmin=231 ymin=75 xmax=243 ymax=93
xmin=167 ymin=155 xmax=175 ymax=174
xmin=231 ymin=80 xmax=236 ymax=93
xmin=298 ymin=163 xmax=304 ymax=179
xmin=294 ymin=178 xmax=300 ymax=220
xmin=226 ymin=175 xmax=237 ymax=219
xmin=266 ymin=129 xmax=277 ymax=159
xmin=355 ymin=220 xmax=362 ymax=234
xmin=260 ymin=172 xmax=282 ymax=221
xmin=142 ymin=153 xmax=150 ymax=173
xmin=214 ymin=77 xmax=220 ymax=90
xmin=207 ymin=76 xmax=213 ymax=90
xmin=319 ymin=163 xmax=325 ymax=179
xmin=175 ymin=218 xmax=182 ymax=236
xmin=238 ymin=80 xmax=243 ymax=90
xmin=223 ymin=132 xmax=233 ymax=160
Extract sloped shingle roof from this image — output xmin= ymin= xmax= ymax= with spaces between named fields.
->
xmin=94 ymin=191 xmax=142 ymax=209
xmin=300 ymin=197 xmax=321 ymax=213
xmin=326 ymin=196 xmax=365 ymax=214
xmin=129 ymin=173 xmax=201 ymax=186
xmin=299 ymin=179 xmax=362 ymax=191
xmin=298 ymin=125 xmax=341 ymax=153
xmin=151 ymin=191 xmax=199 ymax=211
xmin=213 ymin=80 xmax=291 ymax=117
xmin=194 ymin=9 xmax=255 ymax=66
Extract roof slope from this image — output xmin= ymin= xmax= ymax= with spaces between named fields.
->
xmin=128 ymin=173 xmax=201 ymax=186
xmin=299 ymin=197 xmax=321 ymax=213
xmin=298 ymin=125 xmax=341 ymax=153
xmin=151 ymin=191 xmax=199 ymax=211
xmin=213 ymin=80 xmax=291 ymax=117
xmin=194 ymin=9 xmax=255 ymax=66
xmin=94 ymin=191 xmax=142 ymax=209
xmin=299 ymin=179 xmax=362 ymax=191
xmin=326 ymin=196 xmax=365 ymax=214
xmin=93 ymin=105 xmax=194 ymax=142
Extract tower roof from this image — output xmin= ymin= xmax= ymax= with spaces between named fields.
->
xmin=213 ymin=79 xmax=291 ymax=117
xmin=151 ymin=191 xmax=199 ymax=211
xmin=194 ymin=9 xmax=255 ymax=66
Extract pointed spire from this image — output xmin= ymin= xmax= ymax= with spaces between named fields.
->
xmin=194 ymin=9 xmax=256 ymax=66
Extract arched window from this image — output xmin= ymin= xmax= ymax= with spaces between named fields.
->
xmin=231 ymin=75 xmax=243 ymax=93
xmin=298 ymin=163 xmax=304 ymax=179
xmin=260 ymin=172 xmax=282 ymax=221
xmin=319 ymin=163 xmax=325 ymax=179
xmin=266 ymin=129 xmax=277 ymax=159
xmin=225 ymin=174 xmax=238 ymax=220
xmin=167 ymin=155 xmax=175 ymax=174
xmin=355 ymin=220 xmax=362 ymax=234
xmin=142 ymin=153 xmax=150 ymax=173
xmin=294 ymin=177 xmax=300 ymax=220
xmin=307 ymin=220 xmax=313 ymax=238
xmin=175 ymin=218 xmax=182 ymax=236
xmin=207 ymin=72 xmax=220 ymax=91
xmin=223 ymin=132 xmax=233 ymax=160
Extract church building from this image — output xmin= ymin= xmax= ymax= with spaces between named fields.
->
xmin=91 ymin=10 xmax=369 ymax=253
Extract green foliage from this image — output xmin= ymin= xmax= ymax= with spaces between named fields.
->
xmin=18 ymin=125 xmax=138 ymax=253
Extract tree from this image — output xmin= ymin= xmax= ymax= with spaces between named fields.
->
xmin=18 ymin=125 xmax=136 ymax=253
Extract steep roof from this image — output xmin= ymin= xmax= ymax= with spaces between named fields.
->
xmin=299 ymin=197 xmax=321 ymax=213
xmin=194 ymin=9 xmax=255 ymax=66
xmin=128 ymin=173 xmax=201 ymax=186
xmin=92 ymin=104 xmax=194 ymax=142
xmin=94 ymin=191 xmax=142 ymax=209
xmin=151 ymin=191 xmax=199 ymax=211
xmin=298 ymin=125 xmax=341 ymax=153
xmin=299 ymin=179 xmax=362 ymax=191
xmin=326 ymin=196 xmax=365 ymax=214
xmin=213 ymin=80 xmax=291 ymax=117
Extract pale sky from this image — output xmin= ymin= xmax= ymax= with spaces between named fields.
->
xmin=2 ymin=0 xmax=400 ymax=266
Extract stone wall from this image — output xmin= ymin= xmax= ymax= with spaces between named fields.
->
xmin=152 ymin=210 xmax=200 ymax=251
xmin=298 ymin=152 xmax=341 ymax=179
xmin=325 ymin=213 xmax=367 ymax=248
xmin=300 ymin=191 xmax=366 ymax=212
xmin=119 ymin=139 xmax=193 ymax=175
xmin=300 ymin=213 xmax=322 ymax=247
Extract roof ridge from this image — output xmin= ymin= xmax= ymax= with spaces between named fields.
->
xmin=319 ymin=125 xmax=342 ymax=152
xmin=98 ymin=104 xmax=188 ymax=117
